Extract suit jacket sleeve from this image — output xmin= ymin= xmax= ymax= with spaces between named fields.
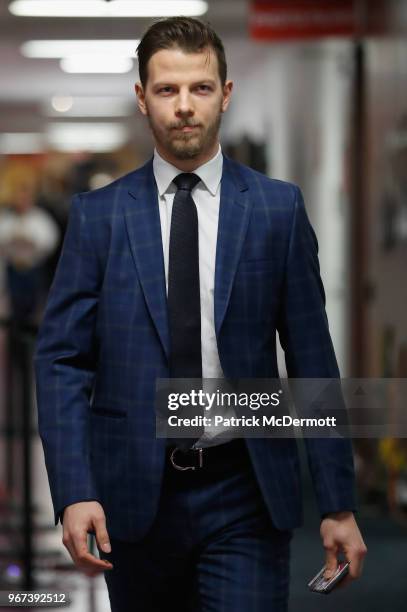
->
xmin=277 ymin=185 xmax=358 ymax=519
xmin=34 ymin=194 xmax=101 ymax=526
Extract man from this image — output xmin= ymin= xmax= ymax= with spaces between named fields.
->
xmin=34 ymin=17 xmax=367 ymax=611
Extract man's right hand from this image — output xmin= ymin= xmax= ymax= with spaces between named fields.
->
xmin=62 ymin=501 xmax=114 ymax=577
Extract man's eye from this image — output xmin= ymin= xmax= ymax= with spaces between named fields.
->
xmin=158 ymin=87 xmax=173 ymax=94
xmin=197 ymin=85 xmax=211 ymax=92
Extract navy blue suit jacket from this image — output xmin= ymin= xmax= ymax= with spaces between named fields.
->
xmin=34 ymin=155 xmax=357 ymax=541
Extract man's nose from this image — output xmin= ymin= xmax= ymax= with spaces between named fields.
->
xmin=175 ymin=91 xmax=194 ymax=117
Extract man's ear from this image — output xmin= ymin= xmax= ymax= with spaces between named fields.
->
xmin=221 ymin=79 xmax=233 ymax=113
xmin=135 ymin=82 xmax=148 ymax=116
xmin=221 ymin=81 xmax=233 ymax=113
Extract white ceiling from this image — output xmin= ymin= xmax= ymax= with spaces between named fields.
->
xmin=0 ymin=0 xmax=248 ymax=138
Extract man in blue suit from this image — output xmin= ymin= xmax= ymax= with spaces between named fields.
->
xmin=34 ymin=16 xmax=367 ymax=612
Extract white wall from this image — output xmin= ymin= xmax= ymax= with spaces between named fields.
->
xmin=222 ymin=38 xmax=354 ymax=374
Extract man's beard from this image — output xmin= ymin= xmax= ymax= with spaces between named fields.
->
xmin=147 ymin=105 xmax=222 ymax=160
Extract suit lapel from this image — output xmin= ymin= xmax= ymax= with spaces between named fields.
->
xmin=123 ymin=155 xmax=252 ymax=359
xmin=215 ymin=156 xmax=251 ymax=336
xmin=124 ymin=159 xmax=170 ymax=359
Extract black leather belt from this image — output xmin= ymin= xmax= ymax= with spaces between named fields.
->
xmin=166 ymin=438 xmax=248 ymax=472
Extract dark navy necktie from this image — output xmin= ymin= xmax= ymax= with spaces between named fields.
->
xmin=168 ymin=172 xmax=202 ymax=379
xmin=166 ymin=172 xmax=203 ymax=449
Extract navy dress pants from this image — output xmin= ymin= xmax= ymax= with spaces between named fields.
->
xmin=99 ymin=442 xmax=293 ymax=611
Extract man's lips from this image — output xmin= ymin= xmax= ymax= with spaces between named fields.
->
xmin=172 ymin=125 xmax=200 ymax=132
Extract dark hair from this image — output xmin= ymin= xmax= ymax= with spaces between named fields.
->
xmin=136 ymin=16 xmax=227 ymax=87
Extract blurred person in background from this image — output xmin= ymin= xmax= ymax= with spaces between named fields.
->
xmin=0 ymin=175 xmax=59 ymax=324
xmin=34 ymin=16 xmax=367 ymax=612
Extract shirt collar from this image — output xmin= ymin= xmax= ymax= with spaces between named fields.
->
xmin=153 ymin=144 xmax=223 ymax=197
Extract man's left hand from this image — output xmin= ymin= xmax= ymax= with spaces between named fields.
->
xmin=320 ymin=511 xmax=367 ymax=589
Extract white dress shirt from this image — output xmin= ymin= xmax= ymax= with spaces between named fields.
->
xmin=153 ymin=146 xmax=236 ymax=448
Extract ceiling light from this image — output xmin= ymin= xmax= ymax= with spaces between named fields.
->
xmin=47 ymin=122 xmax=127 ymax=152
xmin=45 ymin=96 xmax=133 ymax=117
xmin=0 ymin=133 xmax=45 ymax=154
xmin=21 ymin=40 xmax=139 ymax=59
xmin=0 ymin=125 xmax=129 ymax=154
xmin=51 ymin=95 xmax=73 ymax=113
xmin=9 ymin=0 xmax=208 ymax=18
xmin=60 ymin=56 xmax=133 ymax=73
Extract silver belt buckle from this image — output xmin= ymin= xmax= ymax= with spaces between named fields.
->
xmin=170 ymin=447 xmax=204 ymax=471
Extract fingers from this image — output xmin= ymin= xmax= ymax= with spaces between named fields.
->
xmin=94 ymin=515 xmax=112 ymax=554
xmin=320 ymin=512 xmax=368 ymax=588
xmin=323 ymin=541 xmax=339 ymax=580
xmin=62 ymin=502 xmax=114 ymax=577
xmin=345 ymin=542 xmax=368 ymax=580
xmin=74 ymin=532 xmax=113 ymax=577
xmin=64 ymin=528 xmax=113 ymax=577
xmin=323 ymin=540 xmax=367 ymax=585
xmin=331 ymin=548 xmax=366 ymax=591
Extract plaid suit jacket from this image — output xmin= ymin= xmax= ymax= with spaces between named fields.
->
xmin=34 ymin=155 xmax=357 ymax=541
